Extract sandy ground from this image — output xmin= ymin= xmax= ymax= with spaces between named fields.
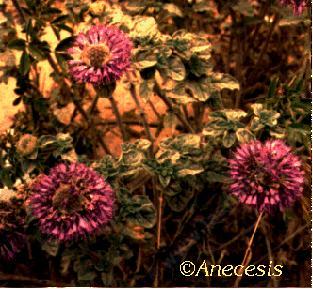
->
xmin=0 ymin=78 xmax=24 ymax=132
xmin=0 ymin=68 xmax=171 ymax=156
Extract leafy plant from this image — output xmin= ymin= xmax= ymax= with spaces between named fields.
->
xmin=0 ymin=0 xmax=310 ymax=287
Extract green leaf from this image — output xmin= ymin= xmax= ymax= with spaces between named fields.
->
xmin=169 ymin=82 xmax=204 ymax=103
xmin=287 ymin=125 xmax=310 ymax=148
xmin=130 ymin=17 xmax=158 ymax=39
xmin=60 ymin=251 xmax=74 ymax=276
xmin=73 ymin=257 xmax=97 ymax=282
xmin=139 ymin=80 xmax=155 ymax=102
xmin=136 ymin=139 xmax=152 ymax=151
xmin=51 ymin=14 xmax=69 ymax=24
xmin=94 ymin=155 xmax=118 ymax=179
xmin=121 ymin=195 xmax=156 ymax=229
xmin=210 ymin=73 xmax=240 ymax=91
xmin=43 ymin=7 xmax=62 ymax=14
xmin=13 ymin=97 xmax=22 ymax=106
xmin=56 ymin=23 xmax=74 ymax=33
xmin=8 ymin=38 xmax=26 ymax=50
xmin=38 ymin=133 xmax=73 ymax=159
xmin=135 ymin=49 xmax=157 ymax=69
xmin=168 ymin=56 xmax=186 ymax=81
xmin=268 ymin=78 xmax=279 ymax=98
xmin=25 ymin=19 xmax=33 ymax=36
xmin=177 ymin=164 xmax=204 ymax=176
xmin=19 ymin=52 xmax=31 ymax=75
xmin=203 ymin=110 xmax=246 ymax=145
xmin=189 ymin=55 xmax=209 ymax=77
xmin=236 ymin=128 xmax=255 ymax=144
xmin=250 ymin=103 xmax=263 ymax=116
xmin=165 ymin=187 xmax=194 ymax=212
xmin=25 ymin=0 xmax=36 ymax=10
xmin=56 ymin=53 xmax=69 ymax=71
xmin=250 ymin=103 xmax=280 ymax=131
xmin=189 ymin=0 xmax=213 ymax=12
xmin=52 ymin=25 xmax=61 ymax=40
xmin=159 ymin=134 xmax=201 ymax=152
xmin=163 ymin=3 xmax=183 ymax=17
xmin=233 ymin=0 xmax=254 ymax=17
xmin=171 ymin=31 xmax=212 ymax=61
xmin=223 ymin=109 xmax=247 ymax=121
xmin=42 ymin=240 xmax=59 ymax=257
xmin=168 ymin=73 xmax=238 ymax=103
xmin=190 ymin=43 xmax=212 ymax=59
xmin=159 ymin=175 xmax=171 ymax=187
xmin=121 ymin=143 xmax=146 ymax=168
xmin=77 ymin=271 xmax=97 ymax=282
xmin=56 ymin=36 xmax=75 ymax=52
xmin=222 ymin=131 xmax=237 ymax=148
xmin=205 ymin=171 xmax=230 ymax=183
xmin=28 ymin=44 xmax=46 ymax=60
xmin=163 ymin=112 xmax=177 ymax=129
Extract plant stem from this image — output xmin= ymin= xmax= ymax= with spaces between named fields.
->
xmin=253 ymin=223 xmax=308 ymax=267
xmin=229 ymin=8 xmax=243 ymax=109
xmin=109 ymin=95 xmax=128 ymax=141
xmin=264 ymin=233 xmax=279 ymax=287
xmin=248 ymin=0 xmax=271 ymax=52
xmin=156 ymin=192 xmax=163 ymax=250
xmin=148 ymin=100 xmax=162 ymax=122
xmin=129 ymin=83 xmax=154 ymax=147
xmin=96 ymin=119 xmax=186 ymax=133
xmin=226 ymin=32 xmax=233 ymax=73
xmin=192 ymin=102 xmax=205 ymax=131
xmin=73 ymin=103 xmax=110 ymax=154
xmin=95 ymin=85 xmax=128 ymax=141
xmin=46 ymin=54 xmax=74 ymax=100
xmin=72 ymin=97 xmax=89 ymax=123
xmin=0 ymin=273 xmax=68 ymax=286
xmin=254 ymin=14 xmax=279 ymax=69
xmin=96 ymin=120 xmax=159 ymax=128
xmin=147 ymin=99 xmax=164 ymax=138
xmin=88 ymin=94 xmax=100 ymax=115
xmin=47 ymin=54 xmax=111 ymax=154
xmin=47 ymin=54 xmax=62 ymax=75
xmin=11 ymin=0 xmax=25 ymax=22
xmin=155 ymin=84 xmax=195 ymax=133
xmin=153 ymin=261 xmax=159 ymax=287
xmin=154 ymin=186 xmax=163 ymax=288
xmin=72 ymin=87 xmax=111 ymax=154
xmin=234 ymin=210 xmax=264 ymax=287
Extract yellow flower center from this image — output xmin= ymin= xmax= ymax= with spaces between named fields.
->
xmin=52 ymin=183 xmax=83 ymax=213
xmin=81 ymin=44 xmax=110 ymax=68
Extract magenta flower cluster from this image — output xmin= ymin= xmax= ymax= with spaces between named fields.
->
xmin=68 ymin=24 xmax=132 ymax=85
xmin=280 ymin=0 xmax=306 ymax=15
xmin=29 ymin=163 xmax=115 ymax=242
xmin=229 ymin=140 xmax=304 ymax=212
xmin=0 ymin=200 xmax=26 ymax=261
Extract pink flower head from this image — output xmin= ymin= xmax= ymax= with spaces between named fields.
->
xmin=280 ymin=0 xmax=306 ymax=15
xmin=0 ymin=200 xmax=26 ymax=261
xmin=68 ymin=24 xmax=132 ymax=85
xmin=229 ymin=140 xmax=304 ymax=212
xmin=29 ymin=163 xmax=115 ymax=242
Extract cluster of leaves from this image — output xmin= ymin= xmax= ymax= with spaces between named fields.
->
xmin=107 ymin=5 xmax=240 ymax=105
